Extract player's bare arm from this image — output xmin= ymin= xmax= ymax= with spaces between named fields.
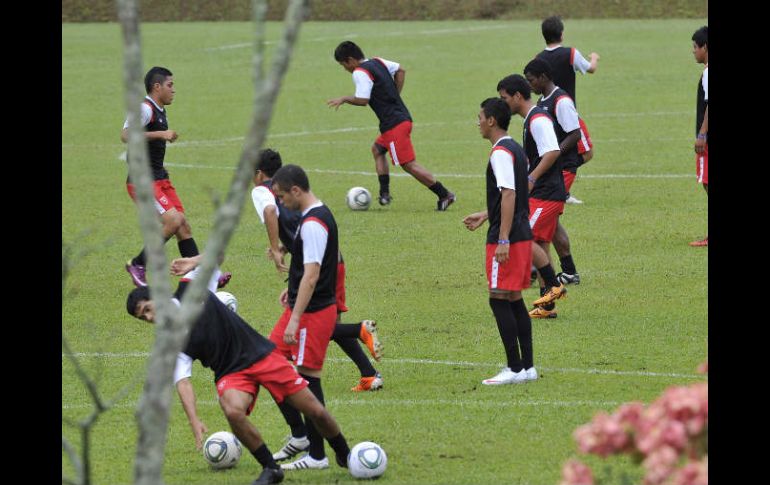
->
xmin=263 ymin=205 xmax=288 ymax=272
xmin=394 ymin=68 xmax=405 ymax=93
xmin=176 ymin=377 xmax=208 ymax=449
xmin=283 ymin=262 xmax=320 ymax=345
xmin=121 ymin=128 xmax=178 ymax=143
xmin=528 ymin=149 xmax=560 ymax=191
xmin=559 ymin=130 xmax=581 ymax=153
xmin=463 ymin=211 xmax=489 ymax=231
xmin=695 ymin=106 xmax=708 ymax=154
xmin=170 ymin=255 xmax=202 ymax=275
xmin=588 ymin=52 xmax=600 ymax=73
xmin=495 ymin=189 xmax=515 ymax=264
xmin=327 ymin=96 xmax=369 ymax=109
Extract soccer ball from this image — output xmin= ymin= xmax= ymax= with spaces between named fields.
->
xmin=346 ymin=187 xmax=372 ymax=211
xmin=215 ymin=291 xmax=237 ymax=313
xmin=348 ymin=441 xmax=387 ymax=479
xmin=203 ymin=431 xmax=242 ymax=469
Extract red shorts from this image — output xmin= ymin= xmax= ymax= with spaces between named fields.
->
xmin=375 ymin=120 xmax=416 ymax=166
xmin=529 ymin=198 xmax=565 ymax=243
xmin=269 ymin=304 xmax=337 ymax=370
xmin=577 ymin=118 xmax=593 ymax=155
xmin=215 ymin=350 xmax=309 ymax=414
xmin=486 ymin=241 xmax=532 ymax=291
xmin=696 ymin=144 xmax=708 ymax=185
xmin=336 ymin=262 xmax=348 ymax=313
xmin=563 ymin=171 xmax=577 ymax=192
xmin=126 ymin=179 xmax=185 ymax=214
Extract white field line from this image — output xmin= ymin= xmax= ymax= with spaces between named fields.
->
xmin=204 ymin=25 xmax=511 ymax=52
xmin=155 ymin=162 xmax=691 ymax=180
xmin=62 ymin=353 xmax=702 ymax=379
xmin=62 ymin=398 xmax=620 ymax=410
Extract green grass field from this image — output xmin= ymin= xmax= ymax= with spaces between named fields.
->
xmin=62 ymin=19 xmax=708 ymax=485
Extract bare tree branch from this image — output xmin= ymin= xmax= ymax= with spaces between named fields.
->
xmin=62 ymin=437 xmax=82 ymax=485
xmin=114 ymin=1 xmax=309 ymax=484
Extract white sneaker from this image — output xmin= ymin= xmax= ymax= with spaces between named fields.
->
xmin=272 ymin=436 xmax=310 ymax=461
xmin=566 ymin=194 xmax=583 ymax=205
xmin=525 ymin=367 xmax=538 ymax=381
xmin=280 ymin=454 xmax=329 ymax=470
xmin=482 ymin=367 xmax=527 ymax=385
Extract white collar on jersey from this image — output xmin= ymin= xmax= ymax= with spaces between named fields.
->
xmin=144 ymin=96 xmax=165 ymax=112
xmin=492 ymin=135 xmax=512 ymax=147
xmin=301 ymin=200 xmax=324 ymax=216
xmin=544 ymin=44 xmax=563 ymax=50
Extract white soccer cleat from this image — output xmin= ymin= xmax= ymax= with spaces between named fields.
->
xmin=280 ymin=454 xmax=329 ymax=470
xmin=272 ymin=436 xmax=310 ymax=461
xmin=482 ymin=367 xmax=527 ymax=385
xmin=525 ymin=367 xmax=539 ymax=381
xmin=565 ymin=194 xmax=583 ymax=205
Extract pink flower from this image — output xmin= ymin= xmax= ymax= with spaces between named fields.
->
xmin=574 ymin=412 xmax=631 ymax=457
xmin=642 ymin=446 xmax=680 ymax=485
xmin=668 ymin=455 xmax=707 ymax=485
xmin=560 ymin=459 xmax=595 ymax=485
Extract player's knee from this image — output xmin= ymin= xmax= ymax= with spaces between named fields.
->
xmin=220 ymin=400 xmax=247 ymax=423
xmin=371 ymin=144 xmax=382 ymax=157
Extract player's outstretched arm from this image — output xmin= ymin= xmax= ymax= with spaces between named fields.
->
xmin=394 ymin=68 xmax=405 ymax=93
xmin=326 ymin=96 xmax=369 ymax=109
xmin=176 ymin=377 xmax=208 ymax=450
xmin=463 ymin=211 xmax=489 ymax=231
xmin=170 ymin=255 xmax=202 ymax=275
xmin=588 ymin=52 xmax=600 ymax=73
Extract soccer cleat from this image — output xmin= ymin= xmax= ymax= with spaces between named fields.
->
xmin=217 ymin=271 xmax=232 ymax=289
xmin=436 ymin=192 xmax=457 ymax=211
xmin=524 ymin=367 xmax=539 ymax=381
xmin=378 ymin=193 xmax=392 ymax=206
xmin=272 ymin=436 xmax=310 ymax=462
xmin=280 ymin=454 xmax=329 ymax=471
xmin=529 ymin=306 xmax=558 ymax=319
xmin=565 ymin=194 xmax=583 ymax=205
xmin=482 ymin=367 xmax=528 ymax=385
xmin=351 ymin=372 xmax=383 ymax=392
xmin=359 ymin=320 xmax=383 ymax=361
xmin=689 ymin=237 xmax=708 ymax=247
xmin=251 ymin=467 xmax=284 ymax=485
xmin=125 ymin=260 xmax=147 ymax=287
xmin=533 ymin=284 xmax=567 ymax=307
xmin=557 ymin=272 xmax=581 ymax=285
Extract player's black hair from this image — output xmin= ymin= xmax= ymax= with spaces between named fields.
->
xmin=126 ymin=286 xmax=151 ymax=317
xmin=257 ymin=148 xmax=283 ymax=177
xmin=692 ymin=26 xmax=708 ymax=48
xmin=524 ymin=58 xmax=553 ymax=80
xmin=481 ymin=97 xmax=511 ymax=131
xmin=334 ymin=41 xmax=365 ymax=62
xmin=272 ymin=164 xmax=310 ymax=192
xmin=541 ymin=16 xmax=564 ymax=44
xmin=497 ymin=74 xmax=531 ymax=100
xmin=144 ymin=66 xmax=173 ymax=94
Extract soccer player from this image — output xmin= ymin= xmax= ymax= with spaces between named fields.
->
xmin=121 ymin=66 xmax=230 ymax=289
xmin=524 ymin=58 xmax=583 ymax=286
xmin=497 ymin=74 xmax=567 ymax=318
xmin=463 ymin=98 xmax=537 ymax=385
xmin=251 ymin=149 xmax=383 ymax=392
xmin=690 ymin=26 xmax=708 ymax=247
xmin=328 ymin=41 xmax=456 ymax=210
xmin=125 ymin=270 xmax=351 ymax=485
xmin=536 ymin=15 xmax=599 ymax=204
xmin=266 ymin=164 xmax=355 ymax=472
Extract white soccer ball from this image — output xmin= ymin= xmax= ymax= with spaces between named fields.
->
xmin=215 ymin=291 xmax=238 ymax=313
xmin=348 ymin=441 xmax=387 ymax=479
xmin=203 ymin=431 xmax=242 ymax=469
xmin=346 ymin=187 xmax=372 ymax=211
